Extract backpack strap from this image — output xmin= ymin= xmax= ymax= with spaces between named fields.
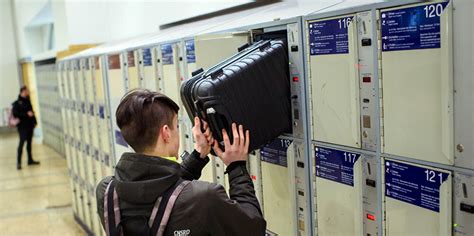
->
xmin=104 ymin=180 xmax=123 ymax=236
xmin=148 ymin=179 xmax=191 ymax=236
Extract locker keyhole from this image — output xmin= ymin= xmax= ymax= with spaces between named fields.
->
xmin=367 ymin=162 xmax=372 ymax=175
xmin=462 ymin=183 xmax=468 ymax=198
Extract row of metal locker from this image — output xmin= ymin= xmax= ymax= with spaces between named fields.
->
xmin=52 ymin=0 xmax=473 ymax=235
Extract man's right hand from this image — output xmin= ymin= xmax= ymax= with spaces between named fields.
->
xmin=27 ymin=111 xmax=34 ymax=117
xmin=213 ymin=123 xmax=249 ymax=166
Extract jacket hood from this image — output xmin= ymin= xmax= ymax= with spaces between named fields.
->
xmin=114 ymin=152 xmax=180 ymax=204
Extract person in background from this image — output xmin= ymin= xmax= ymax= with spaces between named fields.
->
xmin=12 ymin=86 xmax=40 ymax=170
xmin=96 ymin=89 xmax=266 ymax=236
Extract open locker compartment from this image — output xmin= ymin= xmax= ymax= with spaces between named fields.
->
xmin=380 ymin=1 xmax=454 ymax=165
xmin=382 ymin=158 xmax=452 ymax=235
xmin=453 ymin=172 xmax=474 ymax=235
xmin=306 ymin=9 xmax=377 ymax=151
xmin=312 ymin=144 xmax=378 ymax=236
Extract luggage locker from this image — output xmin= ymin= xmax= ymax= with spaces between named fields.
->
xmin=380 ymin=1 xmax=454 ymax=165
xmin=106 ymin=53 xmax=132 ymax=164
xmin=79 ymin=177 xmax=92 ymax=231
xmin=87 ymin=57 xmax=103 ymax=182
xmin=307 ymin=12 xmax=377 ymax=150
xmin=89 ymin=183 xmax=104 ymax=236
xmin=138 ymin=48 xmax=157 ymax=91
xmin=126 ymin=51 xmax=140 ymax=90
xmin=382 ymin=158 xmax=452 ymax=235
xmin=453 ymin=0 xmax=473 ymax=170
xmin=94 ymin=56 xmax=113 ymax=176
xmin=79 ymin=59 xmax=93 ymax=184
xmin=453 ymin=172 xmax=474 ymax=235
xmin=313 ymin=146 xmax=378 ymax=236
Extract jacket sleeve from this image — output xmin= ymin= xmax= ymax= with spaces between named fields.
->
xmin=96 ymin=176 xmax=113 ymax=230
xmin=12 ymin=102 xmax=28 ymax=119
xmin=179 ymin=150 xmax=209 ymax=180
xmin=207 ymin=162 xmax=266 ymax=236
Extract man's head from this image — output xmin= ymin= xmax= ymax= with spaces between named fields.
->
xmin=116 ymin=89 xmax=180 ymax=158
xmin=20 ymin=86 xmax=29 ymax=98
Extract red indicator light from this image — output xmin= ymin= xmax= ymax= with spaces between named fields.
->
xmin=292 ymin=76 xmax=299 ymax=82
xmin=363 ymin=77 xmax=371 ymax=83
xmin=251 ymin=175 xmax=257 ymax=180
xmin=367 ymin=214 xmax=376 ymax=221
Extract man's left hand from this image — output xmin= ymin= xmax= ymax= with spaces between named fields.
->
xmin=192 ymin=117 xmax=214 ymax=158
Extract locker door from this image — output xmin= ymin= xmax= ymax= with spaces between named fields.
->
xmin=314 ymin=146 xmax=363 ymax=236
xmin=383 ymin=159 xmax=452 ymax=235
xmin=107 ymin=54 xmax=131 ymax=160
xmin=453 ymin=0 xmax=473 ymax=169
xmin=381 ymin=2 xmax=454 ymax=165
xmin=90 ymin=186 xmax=104 ymax=236
xmin=160 ymin=43 xmax=180 ymax=105
xmin=140 ymin=48 xmax=157 ymax=91
xmin=453 ymin=173 xmax=474 ymax=235
xmin=308 ymin=15 xmax=360 ymax=148
xmin=261 ymin=139 xmax=296 ymax=236
xmin=127 ymin=51 xmax=140 ymax=90
xmin=95 ymin=57 xmax=112 ymax=173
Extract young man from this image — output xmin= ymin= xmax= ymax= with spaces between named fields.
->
xmin=96 ymin=89 xmax=266 ymax=235
xmin=12 ymin=86 xmax=40 ymax=170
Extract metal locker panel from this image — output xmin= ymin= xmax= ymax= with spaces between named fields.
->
xmin=161 ymin=43 xmax=180 ymax=105
xmin=383 ymin=159 xmax=452 ymax=236
xmin=94 ymin=57 xmax=105 ymax=103
xmin=248 ymin=150 xmax=263 ymax=206
xmin=127 ymin=51 xmax=140 ymax=90
xmin=453 ymin=0 xmax=473 ymax=169
xmin=194 ymin=32 xmax=250 ymax=70
xmin=314 ymin=146 xmax=363 ymax=236
xmin=90 ymin=188 xmax=104 ymax=236
xmin=74 ymin=181 xmax=85 ymax=222
xmin=308 ymin=14 xmax=360 ymax=148
xmin=261 ymin=139 xmax=296 ymax=236
xmin=381 ymin=2 xmax=454 ymax=165
xmin=453 ymin=172 xmax=474 ymax=235
xmin=141 ymin=48 xmax=156 ymax=91
xmin=81 ymin=187 xmax=92 ymax=230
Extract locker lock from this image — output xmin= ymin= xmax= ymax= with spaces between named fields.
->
xmin=457 ymin=144 xmax=464 ymax=153
xmin=460 ymin=203 xmax=474 ymax=214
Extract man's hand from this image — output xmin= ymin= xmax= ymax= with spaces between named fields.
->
xmin=27 ymin=111 xmax=34 ymax=117
xmin=213 ymin=123 xmax=249 ymax=166
xmin=192 ymin=117 xmax=214 ymax=159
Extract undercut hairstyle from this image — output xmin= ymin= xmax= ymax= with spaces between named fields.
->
xmin=116 ymin=89 xmax=179 ymax=153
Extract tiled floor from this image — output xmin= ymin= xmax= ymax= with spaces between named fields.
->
xmin=0 ymin=133 xmax=85 ymax=235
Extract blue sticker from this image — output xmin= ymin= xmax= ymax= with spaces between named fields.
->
xmin=260 ymin=138 xmax=292 ymax=167
xmin=143 ymin=48 xmax=152 ymax=66
xmin=99 ymin=105 xmax=105 ymax=119
xmin=115 ymin=130 xmax=128 ymax=147
xmin=308 ymin=16 xmax=353 ymax=55
xmin=185 ymin=40 xmax=196 ymax=63
xmin=161 ymin=44 xmax=174 ymax=65
xmin=385 ymin=160 xmax=449 ymax=212
xmin=315 ymin=147 xmax=360 ymax=186
xmin=381 ymin=2 xmax=448 ymax=52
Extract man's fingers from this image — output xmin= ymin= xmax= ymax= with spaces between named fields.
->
xmin=222 ymin=129 xmax=231 ymax=147
xmin=204 ymin=127 xmax=211 ymax=137
xmin=232 ymin=123 xmax=239 ymax=146
xmin=239 ymin=125 xmax=245 ymax=148
xmin=213 ymin=141 xmax=223 ymax=157
xmin=244 ymin=130 xmax=250 ymax=153
xmin=203 ymin=120 xmax=208 ymax=130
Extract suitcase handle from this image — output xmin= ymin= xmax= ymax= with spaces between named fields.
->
xmin=191 ymin=68 xmax=204 ymax=77
xmin=238 ymin=43 xmax=250 ymax=52
xmin=258 ymin=41 xmax=271 ymax=51
xmin=206 ymin=107 xmax=231 ymax=149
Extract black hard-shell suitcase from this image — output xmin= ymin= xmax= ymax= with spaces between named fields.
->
xmin=180 ymin=40 xmax=291 ymax=152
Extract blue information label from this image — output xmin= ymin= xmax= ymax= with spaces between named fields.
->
xmin=142 ymin=48 xmax=152 ymax=66
xmin=315 ymin=147 xmax=360 ymax=186
xmin=385 ymin=160 xmax=449 ymax=212
xmin=161 ymin=44 xmax=174 ymax=65
xmin=185 ymin=40 xmax=196 ymax=63
xmin=308 ymin=16 xmax=353 ymax=55
xmin=381 ymin=2 xmax=448 ymax=52
xmin=260 ymin=138 xmax=292 ymax=167
xmin=99 ymin=105 xmax=105 ymax=119
xmin=115 ymin=130 xmax=128 ymax=147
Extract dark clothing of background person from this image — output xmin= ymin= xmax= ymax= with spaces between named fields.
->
xmin=12 ymin=95 xmax=37 ymax=168
xmin=96 ymin=152 xmax=266 ymax=236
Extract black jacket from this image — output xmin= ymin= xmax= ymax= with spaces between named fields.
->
xmin=12 ymin=96 xmax=37 ymax=129
xmin=96 ymin=151 xmax=266 ymax=236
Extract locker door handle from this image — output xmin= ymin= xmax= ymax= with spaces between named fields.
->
xmin=366 ymin=179 xmax=376 ymax=188
xmin=460 ymin=203 xmax=474 ymax=214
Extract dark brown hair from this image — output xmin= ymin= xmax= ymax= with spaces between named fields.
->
xmin=116 ymin=89 xmax=179 ymax=153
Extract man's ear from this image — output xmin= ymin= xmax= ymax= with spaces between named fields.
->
xmin=161 ymin=125 xmax=170 ymax=143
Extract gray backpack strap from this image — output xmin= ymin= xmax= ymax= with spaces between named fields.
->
xmin=104 ymin=180 xmax=123 ymax=236
xmin=147 ymin=180 xmax=191 ymax=236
